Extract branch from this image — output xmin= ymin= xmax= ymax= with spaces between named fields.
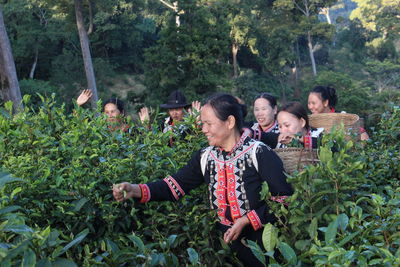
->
xmin=159 ymin=0 xmax=176 ymax=11
xmin=292 ymin=0 xmax=307 ymax=16
xmin=87 ymin=0 xmax=93 ymax=35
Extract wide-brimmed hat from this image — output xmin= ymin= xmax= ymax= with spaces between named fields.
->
xmin=160 ymin=90 xmax=190 ymax=109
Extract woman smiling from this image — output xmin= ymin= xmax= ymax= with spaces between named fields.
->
xmin=113 ymin=93 xmax=292 ymax=266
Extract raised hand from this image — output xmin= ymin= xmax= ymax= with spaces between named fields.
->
xmin=138 ymin=106 xmax=150 ymax=123
xmin=191 ymin=101 xmax=201 ymax=114
xmin=77 ymin=89 xmax=93 ymax=106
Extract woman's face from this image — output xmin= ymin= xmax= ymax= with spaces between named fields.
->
xmin=104 ymin=103 xmax=122 ymax=122
xmin=201 ymin=104 xmax=233 ymax=148
xmin=253 ymin=98 xmax=277 ymax=127
xmin=277 ymin=111 xmax=306 ymax=135
xmin=308 ymin=93 xmax=329 ymax=114
xmin=168 ymin=108 xmax=184 ymax=122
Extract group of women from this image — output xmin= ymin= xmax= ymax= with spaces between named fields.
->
xmin=79 ymin=86 xmax=365 ymax=265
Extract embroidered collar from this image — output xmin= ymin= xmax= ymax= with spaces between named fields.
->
xmin=259 ymin=120 xmax=278 ymax=133
xmin=219 ymin=132 xmax=249 ymax=156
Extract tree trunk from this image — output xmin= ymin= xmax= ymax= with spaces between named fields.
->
xmin=320 ymin=7 xmax=331 ymax=24
xmin=0 ymin=7 xmax=23 ymax=112
xmin=75 ymin=0 xmax=98 ymax=108
xmin=173 ymin=2 xmax=180 ymax=27
xmin=232 ymin=42 xmax=239 ymax=79
xmin=307 ymin=31 xmax=317 ymax=76
xmin=29 ymin=47 xmax=38 ymax=79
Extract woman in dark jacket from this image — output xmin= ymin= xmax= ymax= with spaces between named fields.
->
xmin=113 ymin=93 xmax=292 ymax=266
xmin=307 ymin=86 xmax=369 ymax=140
xmin=277 ymin=102 xmax=323 ymax=149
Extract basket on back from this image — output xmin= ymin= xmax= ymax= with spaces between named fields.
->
xmin=274 ymin=148 xmax=319 ymax=175
xmin=309 ymin=113 xmax=360 ymax=139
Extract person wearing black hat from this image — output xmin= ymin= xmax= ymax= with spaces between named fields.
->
xmin=138 ymin=90 xmax=201 ymax=145
xmin=159 ymin=90 xmax=192 ymax=133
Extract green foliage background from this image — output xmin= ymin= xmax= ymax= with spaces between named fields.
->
xmin=0 ymin=97 xmax=399 ymax=266
xmin=1 ymin=0 xmax=400 ymax=265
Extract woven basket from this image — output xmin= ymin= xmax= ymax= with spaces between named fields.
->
xmin=309 ymin=113 xmax=360 ymax=139
xmin=274 ymin=148 xmax=319 ymax=175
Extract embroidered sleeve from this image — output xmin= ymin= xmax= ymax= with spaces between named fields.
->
xmin=144 ymin=150 xmax=204 ymax=202
xmin=163 ymin=176 xmax=185 ymax=200
xmin=247 ymin=210 xmax=262 ymax=231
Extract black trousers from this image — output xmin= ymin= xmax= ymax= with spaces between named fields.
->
xmin=218 ymin=224 xmax=266 ymax=267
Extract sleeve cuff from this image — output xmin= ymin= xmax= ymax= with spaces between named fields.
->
xmin=163 ymin=176 xmax=185 ymax=201
xmin=139 ymin=184 xmax=151 ymax=203
xmin=247 ymin=210 xmax=262 ymax=231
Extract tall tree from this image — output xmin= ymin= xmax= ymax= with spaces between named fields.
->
xmin=0 ymin=6 xmax=22 ymax=112
xmin=350 ymin=0 xmax=400 ymax=59
xmin=223 ymin=0 xmax=254 ymax=80
xmin=274 ymin=0 xmax=336 ymax=76
xmin=74 ymin=0 xmax=98 ymax=108
xmin=144 ymin=0 xmax=231 ymax=101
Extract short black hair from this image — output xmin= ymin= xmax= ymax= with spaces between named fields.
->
xmin=310 ymin=86 xmax=337 ymax=108
xmin=103 ymin=98 xmax=125 ymax=115
xmin=205 ymin=93 xmax=244 ymax=132
xmin=254 ymin=92 xmax=278 ymax=108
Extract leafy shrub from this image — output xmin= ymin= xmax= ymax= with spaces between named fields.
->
xmin=1 ymin=97 xmax=399 ymax=266
xmin=249 ymin=106 xmax=400 ymax=266
xmin=0 ymin=96 xmax=234 ymax=266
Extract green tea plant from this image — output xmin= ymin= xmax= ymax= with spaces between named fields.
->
xmin=0 ymin=96 xmax=235 ymax=266
xmin=249 ymin=106 xmax=400 ymax=266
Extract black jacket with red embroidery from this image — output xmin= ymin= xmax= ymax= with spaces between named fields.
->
xmin=138 ymin=134 xmax=293 ymax=231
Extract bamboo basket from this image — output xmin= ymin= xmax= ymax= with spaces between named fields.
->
xmin=274 ymin=148 xmax=319 ymax=175
xmin=309 ymin=113 xmax=360 ymax=139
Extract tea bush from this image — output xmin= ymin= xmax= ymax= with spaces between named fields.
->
xmin=251 ymin=106 xmax=400 ymax=266
xmin=0 ymin=96 xmax=235 ymax=266
xmin=0 ymin=97 xmax=399 ymax=266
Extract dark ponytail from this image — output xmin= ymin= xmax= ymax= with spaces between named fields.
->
xmin=311 ymin=86 xmax=337 ymax=109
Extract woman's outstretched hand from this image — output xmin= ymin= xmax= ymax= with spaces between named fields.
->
xmin=112 ymin=182 xmax=141 ymax=202
xmin=77 ymin=89 xmax=93 ymax=106
xmin=223 ymin=216 xmax=250 ymax=243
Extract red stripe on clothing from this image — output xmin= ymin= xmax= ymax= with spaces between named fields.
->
xmin=226 ymin=164 xmax=241 ymax=221
xmin=139 ymin=184 xmax=151 ymax=203
xmin=270 ymin=195 xmax=289 ymax=204
xmin=303 ymin=130 xmax=312 ymax=149
xmin=247 ymin=210 xmax=262 ymax=231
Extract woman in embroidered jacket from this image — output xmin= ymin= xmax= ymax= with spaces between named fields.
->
xmin=277 ymin=102 xmax=324 ymax=149
xmin=113 ymin=93 xmax=293 ymax=266
xmin=246 ymin=93 xmax=281 ymax=148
